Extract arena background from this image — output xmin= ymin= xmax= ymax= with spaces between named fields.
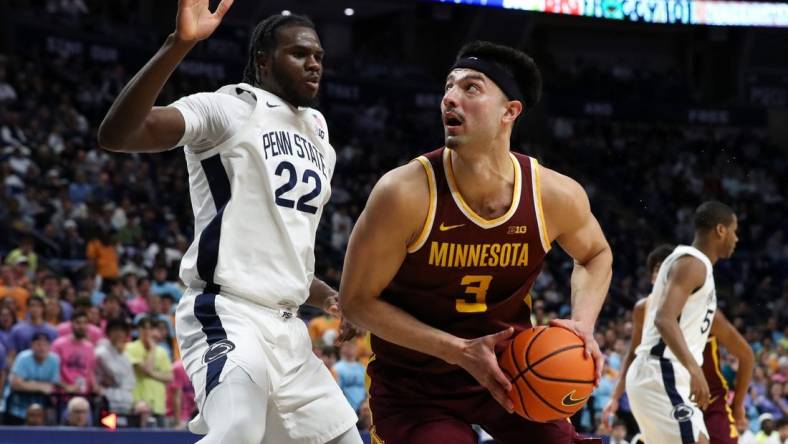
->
xmin=0 ymin=0 xmax=785 ymax=443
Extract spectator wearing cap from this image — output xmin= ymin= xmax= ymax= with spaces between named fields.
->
xmin=748 ymin=413 xmax=780 ymax=444
xmin=5 ymin=332 xmax=60 ymax=425
xmin=96 ymin=319 xmax=135 ymax=414
xmin=10 ymin=296 xmax=57 ymax=352
xmin=52 ymin=310 xmax=97 ymax=395
xmin=126 ymin=316 xmax=172 ymax=422
xmin=4 ymin=237 xmax=38 ymax=273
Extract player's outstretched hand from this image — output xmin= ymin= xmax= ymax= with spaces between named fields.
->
xmin=550 ymin=318 xmax=604 ymax=386
xmin=600 ymin=397 xmax=618 ymax=427
xmin=455 ymin=327 xmax=515 ymax=414
xmin=175 ymin=0 xmax=234 ymax=44
xmin=688 ymin=365 xmax=711 ymax=410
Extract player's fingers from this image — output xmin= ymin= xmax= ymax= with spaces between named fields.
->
xmin=491 ymin=363 xmax=512 ymax=392
xmin=490 ymin=327 xmax=515 ymax=343
xmin=213 ymin=0 xmax=234 ymax=18
xmin=484 ymin=379 xmax=514 ymax=414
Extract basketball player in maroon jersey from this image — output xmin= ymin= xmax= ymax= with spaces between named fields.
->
xmin=603 ymin=247 xmax=754 ymax=444
xmin=339 ymin=41 xmax=612 ymax=443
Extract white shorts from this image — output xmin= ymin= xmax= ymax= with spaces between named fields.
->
xmin=626 ymin=355 xmax=709 ymax=444
xmin=175 ymin=287 xmax=358 ymax=444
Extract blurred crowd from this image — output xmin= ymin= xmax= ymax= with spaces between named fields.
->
xmin=0 ymin=5 xmax=786 ymax=443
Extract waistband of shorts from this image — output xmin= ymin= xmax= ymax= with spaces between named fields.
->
xmin=186 ymin=284 xmax=299 ymax=320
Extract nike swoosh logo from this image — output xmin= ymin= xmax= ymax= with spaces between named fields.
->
xmin=561 ymin=390 xmax=589 ymax=407
xmin=439 ymin=223 xmax=465 ymax=232
xmin=266 ymin=102 xmax=280 ymax=108
xmin=707 ymin=395 xmax=719 ymax=406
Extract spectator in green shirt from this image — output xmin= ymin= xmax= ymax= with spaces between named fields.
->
xmin=125 ymin=316 xmax=172 ymax=423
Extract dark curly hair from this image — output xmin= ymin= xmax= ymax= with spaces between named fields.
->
xmin=242 ymin=14 xmax=316 ymax=86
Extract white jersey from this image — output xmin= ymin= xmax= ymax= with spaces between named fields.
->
xmin=172 ymin=83 xmax=335 ymax=308
xmin=636 ymin=245 xmax=716 ymax=365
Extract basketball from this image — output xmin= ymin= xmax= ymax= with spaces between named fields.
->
xmin=499 ymin=326 xmax=595 ymax=422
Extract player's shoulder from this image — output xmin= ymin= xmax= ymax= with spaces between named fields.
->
xmin=367 ymin=160 xmax=430 ymax=220
xmin=538 ymin=164 xmax=586 ymax=203
xmin=375 ymin=160 xmax=428 ymax=200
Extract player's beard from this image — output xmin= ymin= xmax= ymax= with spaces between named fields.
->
xmin=273 ymin=62 xmax=318 ymax=108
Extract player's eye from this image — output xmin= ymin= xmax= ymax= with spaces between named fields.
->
xmin=466 ymin=84 xmax=480 ymax=93
xmin=444 ymin=83 xmax=453 ymax=92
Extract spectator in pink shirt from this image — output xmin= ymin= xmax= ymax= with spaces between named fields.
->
xmin=51 ymin=310 xmax=97 ymax=394
xmin=57 ymin=300 xmax=104 ymax=345
xmin=166 ymin=360 xmax=195 ymax=429
xmin=126 ymin=277 xmax=150 ymax=316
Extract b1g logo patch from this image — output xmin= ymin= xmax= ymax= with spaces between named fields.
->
xmin=507 ymin=225 xmax=527 ymax=235
xmin=672 ymin=403 xmax=694 ymax=422
xmin=203 ymin=339 xmax=236 ymax=364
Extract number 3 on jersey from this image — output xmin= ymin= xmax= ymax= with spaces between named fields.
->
xmin=274 ymin=161 xmax=322 ymax=214
xmin=456 ymin=275 xmax=493 ymax=313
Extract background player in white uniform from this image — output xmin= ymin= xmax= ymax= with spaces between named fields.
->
xmin=626 ymin=201 xmax=739 ymax=444
xmin=98 ymin=1 xmax=360 ymax=443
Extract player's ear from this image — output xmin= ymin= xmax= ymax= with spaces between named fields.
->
xmin=715 ymin=223 xmax=726 ymax=239
xmin=257 ymin=50 xmax=272 ymax=78
xmin=502 ymin=100 xmax=523 ymax=124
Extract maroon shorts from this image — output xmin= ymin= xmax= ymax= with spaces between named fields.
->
xmin=368 ymin=362 xmax=600 ymax=444
xmin=704 ymin=395 xmax=738 ymax=444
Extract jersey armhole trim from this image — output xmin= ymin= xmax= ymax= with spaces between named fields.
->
xmin=406 ymin=156 xmax=437 ymax=254
xmin=183 ymin=84 xmax=262 ymax=160
xmin=530 ymin=157 xmax=551 ymax=253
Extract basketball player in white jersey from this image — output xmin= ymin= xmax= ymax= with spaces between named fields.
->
xmin=626 ymin=201 xmax=739 ymax=444
xmin=98 ymin=1 xmax=360 ymax=443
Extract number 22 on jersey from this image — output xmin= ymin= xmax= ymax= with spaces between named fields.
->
xmin=274 ymin=161 xmax=322 ymax=214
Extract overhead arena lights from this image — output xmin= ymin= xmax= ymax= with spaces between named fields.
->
xmin=426 ymin=0 xmax=788 ymax=27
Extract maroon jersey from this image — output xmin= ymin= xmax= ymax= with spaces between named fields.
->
xmin=703 ymin=335 xmax=739 ymax=443
xmin=371 ymin=147 xmax=551 ymax=375
xmin=703 ymin=336 xmax=729 ymax=400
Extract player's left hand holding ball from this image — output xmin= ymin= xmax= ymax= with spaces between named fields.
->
xmin=549 ymin=318 xmax=604 ymax=386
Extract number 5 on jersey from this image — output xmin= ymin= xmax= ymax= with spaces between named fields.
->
xmin=456 ymin=275 xmax=493 ymax=313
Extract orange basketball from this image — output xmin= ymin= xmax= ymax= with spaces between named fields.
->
xmin=499 ymin=326 xmax=595 ymax=422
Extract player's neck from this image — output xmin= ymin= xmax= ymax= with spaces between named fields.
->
xmin=691 ymin=239 xmax=719 ymax=265
xmin=448 ymin=145 xmax=514 ymax=216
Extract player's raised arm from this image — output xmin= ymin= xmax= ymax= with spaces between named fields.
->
xmin=98 ymin=0 xmax=233 ymax=153
xmin=339 ymin=163 xmax=515 ymax=413
xmin=710 ymin=310 xmax=754 ymax=430
xmin=602 ymin=297 xmax=647 ymax=425
xmin=541 ymin=168 xmax=612 ymax=383
xmin=656 ymin=256 xmax=711 ymax=408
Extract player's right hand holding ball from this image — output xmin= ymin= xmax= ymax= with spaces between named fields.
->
xmin=449 ymin=327 xmax=515 ymax=414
